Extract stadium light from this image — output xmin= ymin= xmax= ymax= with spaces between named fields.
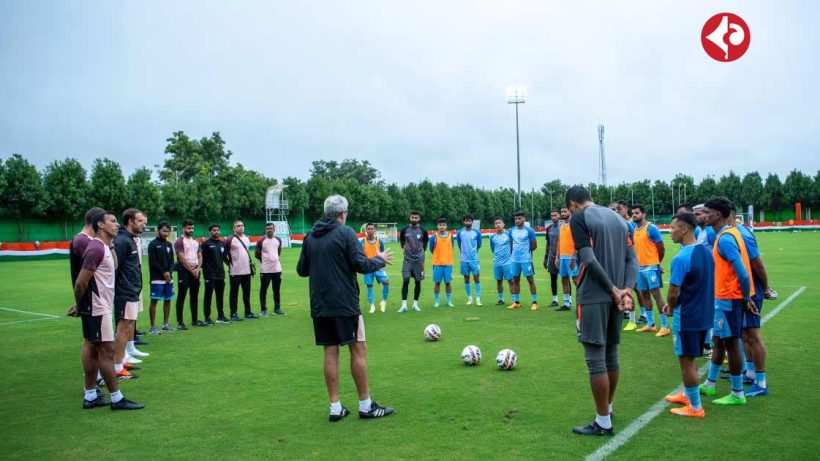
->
xmin=507 ymin=85 xmax=527 ymax=208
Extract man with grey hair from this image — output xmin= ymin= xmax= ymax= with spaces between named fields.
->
xmin=297 ymin=195 xmax=397 ymax=421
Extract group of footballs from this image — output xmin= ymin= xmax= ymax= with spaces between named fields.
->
xmin=423 ymin=324 xmax=518 ymax=371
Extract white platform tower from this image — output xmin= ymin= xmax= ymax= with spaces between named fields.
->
xmin=265 ymin=185 xmax=291 ymax=248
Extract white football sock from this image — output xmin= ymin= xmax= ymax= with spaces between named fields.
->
xmin=359 ymin=397 xmax=372 ymax=412
xmin=595 ymin=413 xmax=612 ymax=429
xmin=115 ymin=363 xmax=123 ymax=373
xmin=330 ymin=401 xmax=342 ymax=415
xmin=110 ymin=390 xmax=123 ymax=403
xmin=84 ymin=389 xmax=98 ymax=401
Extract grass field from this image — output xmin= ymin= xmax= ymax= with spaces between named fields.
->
xmin=1 ymin=231 xmax=818 ymax=460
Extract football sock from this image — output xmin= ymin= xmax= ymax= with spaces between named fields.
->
xmin=756 ymin=371 xmax=767 ymax=388
xmin=746 ymin=361 xmax=756 ymax=379
xmin=729 ymin=375 xmax=744 ymax=396
xmin=413 ymin=300 xmax=419 ymax=308
xmin=115 ymin=363 xmax=123 ymax=373
xmin=607 ymin=403 xmax=613 ymax=414
xmin=382 ymin=285 xmax=389 ymax=300
xmin=531 ymin=294 xmax=537 ymax=303
xmin=446 ymin=292 xmax=452 ymax=303
xmin=563 ymin=294 xmax=571 ymax=305
xmin=84 ymin=389 xmax=98 ymax=402
xmin=646 ymin=310 xmax=656 ymax=326
xmin=434 ymin=292 xmax=440 ymax=304
xmin=685 ymin=385 xmax=702 ymax=410
xmin=330 ymin=401 xmax=342 ymax=415
xmin=498 ymin=291 xmax=505 ymax=302
xmin=707 ymin=363 xmax=721 ymax=384
xmin=628 ymin=311 xmax=636 ymax=322
xmin=552 ymin=295 xmax=558 ymax=302
xmin=111 ymin=390 xmax=123 ymax=404
xmin=640 ymin=307 xmax=647 ymax=317
xmin=706 ymin=329 xmax=713 ymax=347
xmin=660 ymin=314 xmax=668 ymax=328
xmin=512 ymin=293 xmax=520 ymax=303
xmin=359 ymin=397 xmax=372 ymax=413
xmin=464 ymin=283 xmax=471 ymax=298
xmin=475 ymin=283 xmax=481 ymax=299
xmin=595 ymin=413 xmax=612 ymax=429
xmin=413 ymin=282 xmax=421 ymax=301
xmin=367 ymin=287 xmax=374 ymax=304
xmin=739 ymin=344 xmax=747 ymax=373
xmin=401 ymin=300 xmax=407 ymax=308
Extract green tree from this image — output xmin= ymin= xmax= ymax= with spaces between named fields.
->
xmin=716 ymin=171 xmax=743 ymax=205
xmin=89 ymin=158 xmax=128 ymax=216
xmin=160 ymin=131 xmax=232 ymax=184
xmin=127 ymin=167 xmax=163 ymax=221
xmin=652 ymin=180 xmax=672 ymax=218
xmin=541 ymin=180 xmax=567 ymax=211
xmin=695 ymin=177 xmax=717 ymax=203
xmin=812 ymin=171 xmax=820 ymax=212
xmin=310 ymin=159 xmax=381 ymax=185
xmin=1 ymin=154 xmax=44 ymax=240
xmin=42 ymin=158 xmax=89 ymax=239
xmin=740 ymin=172 xmax=764 ymax=207
xmin=0 ymin=159 xmax=7 ymax=213
xmin=783 ymin=170 xmax=813 ymax=218
xmin=762 ymin=173 xmax=784 ymax=212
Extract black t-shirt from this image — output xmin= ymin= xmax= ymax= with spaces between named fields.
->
xmin=200 ymin=238 xmax=226 ymax=280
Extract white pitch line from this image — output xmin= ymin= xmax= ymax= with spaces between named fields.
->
xmin=585 ymin=286 xmax=807 ymax=461
xmin=0 ymin=317 xmax=59 ymax=326
xmin=0 ymin=306 xmax=60 ymax=318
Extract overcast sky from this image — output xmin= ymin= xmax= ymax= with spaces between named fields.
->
xmin=1 ymin=1 xmax=818 ymax=191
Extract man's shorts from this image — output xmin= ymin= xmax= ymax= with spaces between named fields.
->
xmin=402 ymin=258 xmax=425 ymax=281
xmin=714 ymin=300 xmax=744 ymax=339
xmin=432 ymin=265 xmax=453 ymax=284
xmin=150 ymin=282 xmax=175 ymax=301
xmin=364 ymin=270 xmax=389 ymax=286
xmin=82 ymin=313 xmax=114 ymax=343
xmin=313 ymin=315 xmax=366 ymax=346
xmin=576 ymin=301 xmax=621 ymax=346
xmin=510 ymin=261 xmax=535 ymax=278
xmin=124 ymin=300 xmax=141 ymax=321
xmin=636 ymin=266 xmax=661 ymax=291
xmin=559 ymin=256 xmax=579 ymax=278
xmin=493 ymin=264 xmax=513 ymax=281
xmin=673 ymin=329 xmax=708 ymax=357
xmin=460 ymin=261 xmax=480 ymax=277
xmin=743 ymin=296 xmax=764 ymax=330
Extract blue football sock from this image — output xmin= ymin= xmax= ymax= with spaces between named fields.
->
xmin=446 ymin=292 xmax=452 ymax=303
xmin=706 ymin=328 xmax=714 ymax=347
xmin=367 ymin=287 xmax=374 ymax=305
xmin=512 ymin=293 xmax=520 ymax=303
xmin=531 ymin=294 xmax=537 ymax=303
xmin=464 ymin=283 xmax=471 ymax=298
xmin=707 ymin=363 xmax=721 ymax=383
xmin=660 ymin=314 xmax=668 ymax=328
xmin=756 ymin=371 xmax=767 ymax=388
xmin=640 ymin=307 xmax=647 ymax=317
xmin=382 ymin=285 xmax=389 ymax=300
xmin=646 ymin=310 xmax=656 ymax=327
xmin=739 ymin=344 xmax=747 ymax=374
xmin=684 ymin=385 xmax=702 ymax=410
xmin=434 ymin=292 xmax=440 ymax=304
xmin=497 ymin=291 xmax=504 ymax=302
xmin=475 ymin=283 xmax=481 ymax=299
xmin=746 ymin=361 xmax=756 ymax=374
xmin=729 ymin=375 xmax=743 ymax=394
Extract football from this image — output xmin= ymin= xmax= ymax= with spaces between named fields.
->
xmin=461 ymin=345 xmax=481 ymax=365
xmin=496 ymin=349 xmax=518 ymax=371
xmin=424 ymin=324 xmax=441 ymax=341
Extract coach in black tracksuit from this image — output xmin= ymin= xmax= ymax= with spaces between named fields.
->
xmin=200 ymin=224 xmax=228 ymax=324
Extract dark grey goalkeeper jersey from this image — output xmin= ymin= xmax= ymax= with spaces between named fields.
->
xmin=570 ymin=204 xmax=638 ymax=304
xmin=400 ymin=225 xmax=428 ymax=263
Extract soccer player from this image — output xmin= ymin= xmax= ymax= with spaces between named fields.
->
xmin=491 ymin=217 xmax=514 ymax=305
xmin=554 ymin=207 xmax=577 ymax=311
xmin=736 ymin=214 xmax=776 ymax=397
xmin=398 ymin=211 xmax=428 ymax=313
xmin=296 ymin=195 xmax=395 ymax=421
xmin=225 ymin=220 xmax=258 ymax=320
xmin=174 ymin=219 xmax=201 ymax=330
xmin=200 ymin=224 xmax=229 ymax=324
xmin=699 ymin=197 xmax=757 ymax=406
xmin=507 ymin=211 xmax=538 ymax=310
xmin=693 ymin=204 xmax=713 ymax=247
xmin=429 ymin=218 xmax=455 ymax=308
xmin=113 ymin=208 xmax=148 ymax=379
xmin=567 ymin=187 xmax=637 ymax=436
xmin=256 ymin=222 xmax=285 ymax=317
xmin=74 ymin=210 xmax=144 ymax=410
xmin=457 ymin=214 xmax=483 ymax=306
xmin=360 ymin=223 xmax=390 ymax=313
xmin=631 ymin=204 xmax=668 ymax=336
xmin=663 ymin=212 xmax=714 ymax=417
xmin=543 ymin=210 xmax=561 ymax=307
xmin=147 ymin=221 xmax=174 ymax=334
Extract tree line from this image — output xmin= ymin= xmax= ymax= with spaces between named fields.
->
xmin=1 ymin=131 xmax=818 ymax=240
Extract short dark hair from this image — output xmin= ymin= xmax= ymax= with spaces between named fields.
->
xmin=122 ymin=208 xmax=144 ymax=227
xmin=365 ymin=222 xmax=375 ymax=229
xmin=84 ymin=207 xmax=105 ymax=225
xmin=91 ymin=210 xmax=114 ymax=232
xmin=265 ymin=221 xmax=275 ymax=227
xmin=631 ymin=203 xmax=646 ymax=214
xmin=617 ymin=200 xmax=628 ymax=208
xmin=677 ymin=203 xmax=693 ymax=213
xmin=409 ymin=210 xmax=421 ymax=217
xmin=704 ymin=197 xmax=733 ymax=218
xmin=157 ymin=221 xmax=171 ymax=231
xmin=672 ymin=212 xmax=698 ymax=230
xmin=493 ymin=216 xmax=504 ymax=222
xmin=514 ymin=211 xmax=526 ymax=218
xmin=436 ymin=218 xmax=448 ymax=225
xmin=181 ymin=219 xmax=194 ymax=227
xmin=209 ymin=223 xmax=220 ymax=231
xmin=565 ymin=185 xmax=592 ymax=207
xmin=462 ymin=213 xmax=474 ymax=221
xmin=560 ymin=206 xmax=569 ymax=212
xmin=550 ymin=209 xmax=559 ymax=214
xmin=233 ymin=220 xmax=244 ymax=226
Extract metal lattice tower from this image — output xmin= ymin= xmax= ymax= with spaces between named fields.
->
xmin=264 ymin=185 xmax=292 ymax=248
xmin=598 ymin=124 xmax=607 ymax=186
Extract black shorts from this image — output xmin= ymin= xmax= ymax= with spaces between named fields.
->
xmin=577 ymin=301 xmax=622 ymax=346
xmin=674 ymin=329 xmax=708 ymax=357
xmin=402 ymin=259 xmax=425 ymax=281
xmin=313 ymin=316 xmax=363 ymax=346
xmin=114 ymin=299 xmax=125 ymax=322
xmin=81 ymin=313 xmax=114 ymax=343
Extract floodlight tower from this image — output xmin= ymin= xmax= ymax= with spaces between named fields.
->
xmin=598 ymin=124 xmax=607 ymax=186
xmin=507 ymin=85 xmax=527 ymax=208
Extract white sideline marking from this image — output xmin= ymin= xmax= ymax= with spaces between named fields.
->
xmin=0 ymin=306 xmax=60 ymax=318
xmin=585 ymin=286 xmax=806 ymax=461
xmin=0 ymin=317 xmax=58 ymax=326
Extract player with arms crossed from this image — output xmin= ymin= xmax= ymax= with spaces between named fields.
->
xmin=456 ymin=214 xmax=483 ymax=306
xmin=398 ymin=211 xmax=428 ymax=313
xmin=507 ymin=211 xmax=538 ymax=311
xmin=491 ymin=217 xmax=514 ymax=305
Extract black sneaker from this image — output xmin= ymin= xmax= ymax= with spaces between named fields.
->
xmin=245 ymin=313 xmax=259 ymax=320
xmin=359 ymin=401 xmax=395 ymax=419
xmin=274 ymin=309 xmax=286 ymax=315
xmin=135 ymin=329 xmax=145 ymax=336
xmin=110 ymin=398 xmax=145 ymax=410
xmin=495 ymin=300 xmax=505 ymax=305
xmin=96 ymin=378 xmax=106 ymax=388
xmin=83 ymin=395 xmax=109 ymax=409
xmin=329 ymin=406 xmax=350 ymax=422
xmin=549 ymin=301 xmax=560 ymax=307
xmin=572 ymin=421 xmax=613 ymax=436
xmin=192 ymin=320 xmax=206 ymax=327
xmin=230 ymin=315 xmax=244 ymax=322
xmin=216 ymin=317 xmax=231 ymax=324
xmin=260 ymin=309 xmax=269 ymax=318
xmin=556 ymin=305 xmax=572 ymax=312
xmin=134 ymin=338 xmax=148 ymax=346
xmin=96 ymin=388 xmax=105 ymax=399
xmin=177 ymin=323 xmax=189 ymax=330
xmin=204 ymin=318 xmax=214 ymax=326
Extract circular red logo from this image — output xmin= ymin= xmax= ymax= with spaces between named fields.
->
xmin=701 ymin=13 xmax=751 ymax=62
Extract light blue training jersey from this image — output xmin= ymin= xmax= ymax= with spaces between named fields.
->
xmin=489 ymin=231 xmax=513 ymax=266
xmin=456 ymin=228 xmax=482 ymax=262
xmin=509 ymin=225 xmax=537 ymax=263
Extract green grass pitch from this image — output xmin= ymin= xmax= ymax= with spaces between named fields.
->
xmin=0 ymin=231 xmax=818 ymax=459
